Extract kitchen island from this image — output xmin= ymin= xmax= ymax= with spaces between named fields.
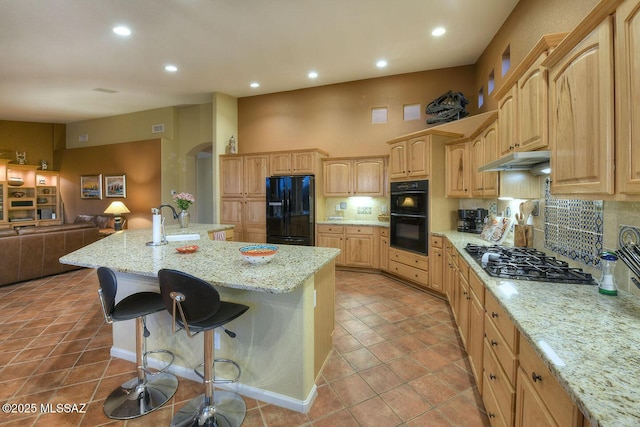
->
xmin=60 ymin=224 xmax=340 ymax=413
xmin=439 ymin=230 xmax=640 ymax=427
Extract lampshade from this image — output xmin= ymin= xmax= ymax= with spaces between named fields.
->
xmin=104 ymin=201 xmax=130 ymax=215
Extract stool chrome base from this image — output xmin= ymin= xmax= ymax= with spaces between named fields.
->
xmin=103 ymin=372 xmax=178 ymax=420
xmin=171 ymin=391 xmax=246 ymax=427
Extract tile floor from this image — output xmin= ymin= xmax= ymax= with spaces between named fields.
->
xmin=0 ymin=268 xmax=489 ymax=426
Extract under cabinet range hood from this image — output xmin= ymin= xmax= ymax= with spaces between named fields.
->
xmin=478 ymin=151 xmax=550 ymax=173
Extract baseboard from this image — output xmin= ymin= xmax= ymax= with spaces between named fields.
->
xmin=110 ymin=347 xmax=317 ymax=414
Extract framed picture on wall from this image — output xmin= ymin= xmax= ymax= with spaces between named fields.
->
xmin=105 ymin=174 xmax=126 ymax=198
xmin=80 ymin=174 xmax=103 ymax=199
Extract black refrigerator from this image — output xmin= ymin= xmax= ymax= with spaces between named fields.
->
xmin=266 ymin=175 xmax=315 ymax=246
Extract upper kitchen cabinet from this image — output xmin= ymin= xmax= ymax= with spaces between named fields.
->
xmin=445 ymin=141 xmax=471 ymax=198
xmin=615 ymin=0 xmax=640 ymax=195
xmin=269 ymin=149 xmax=327 ymax=176
xmin=470 ymin=116 xmax=499 ymax=198
xmin=494 ymin=33 xmax=566 ymax=159
xmin=322 ymin=156 xmax=386 ymax=197
xmin=543 ymin=15 xmax=615 ymax=195
xmin=389 ymin=136 xmax=430 ymax=180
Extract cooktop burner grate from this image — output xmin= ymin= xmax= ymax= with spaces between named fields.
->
xmin=464 ymin=244 xmax=595 ymax=285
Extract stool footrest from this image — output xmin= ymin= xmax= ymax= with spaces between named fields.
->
xmin=142 ymin=349 xmax=175 ymax=376
xmin=194 ymin=358 xmax=241 ymax=384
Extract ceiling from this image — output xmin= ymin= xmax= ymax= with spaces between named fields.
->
xmin=0 ymin=0 xmax=519 ymax=124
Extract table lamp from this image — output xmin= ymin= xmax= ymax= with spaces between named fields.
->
xmin=104 ymin=201 xmax=130 ymax=231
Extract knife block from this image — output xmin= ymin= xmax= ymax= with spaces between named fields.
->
xmin=514 ymin=225 xmax=533 ymax=247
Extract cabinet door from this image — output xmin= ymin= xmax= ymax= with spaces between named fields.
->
xmin=220 ymin=198 xmax=243 ymax=239
xmin=445 ymin=142 xmax=470 ymax=197
xmin=469 ymin=290 xmax=485 ymax=394
xmin=518 ymin=53 xmax=549 ymax=152
xmin=456 ymin=275 xmax=470 ymax=348
xmin=407 ymin=136 xmax=430 ymax=178
xmin=317 ymin=233 xmax=344 ymax=265
xmin=549 ymin=18 xmax=614 ymax=195
xmin=380 ymin=235 xmax=389 ymax=272
xmin=616 ymin=0 xmax=640 ymax=194
xmin=292 ymin=152 xmax=316 ymax=174
xmin=270 ymin=153 xmax=291 ymax=175
xmin=515 ymin=368 xmax=557 ymax=427
xmin=344 ymin=234 xmax=374 ymax=267
xmin=323 ymin=160 xmax=351 ymax=196
xmin=430 ymin=246 xmax=443 ymax=292
xmin=482 ymin=124 xmax=500 ymax=197
xmin=353 ymin=158 xmax=385 ymax=196
xmin=220 ymin=157 xmax=244 ymax=198
xmin=244 ymin=198 xmax=266 ymax=238
xmin=244 ymin=155 xmax=269 ymax=198
xmin=498 ymin=85 xmax=518 ymax=157
xmin=470 ymin=137 xmax=484 ymax=197
xmin=389 ymin=141 xmax=407 ymax=179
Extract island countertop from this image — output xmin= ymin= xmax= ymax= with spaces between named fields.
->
xmin=60 ymin=223 xmax=340 ymax=293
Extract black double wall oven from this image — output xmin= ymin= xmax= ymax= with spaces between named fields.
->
xmin=390 ymin=180 xmax=428 ymax=255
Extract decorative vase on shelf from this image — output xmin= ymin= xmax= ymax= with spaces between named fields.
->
xmin=178 ymin=210 xmax=190 ymax=228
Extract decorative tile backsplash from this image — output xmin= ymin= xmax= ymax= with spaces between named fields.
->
xmin=544 ymin=180 xmax=603 ymax=268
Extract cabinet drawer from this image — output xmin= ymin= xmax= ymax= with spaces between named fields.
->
xmin=483 ymin=339 xmax=516 ymax=425
xmin=482 ymin=370 xmax=511 ymax=427
xmin=431 ymin=235 xmax=443 ymax=248
xmin=346 ymin=226 xmax=374 ymax=235
xmin=519 ymin=337 xmax=577 ymax=427
xmin=379 ymin=227 xmax=389 ymax=237
xmin=485 ymin=292 xmax=518 ymax=353
xmin=469 ymin=269 xmax=485 ymax=305
xmin=389 ymin=247 xmax=428 ymax=271
xmin=317 ymin=225 xmax=344 ymax=234
xmin=484 ymin=315 xmax=518 ymax=385
xmin=389 ymin=260 xmax=429 ymax=286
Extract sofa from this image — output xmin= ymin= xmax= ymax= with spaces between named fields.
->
xmin=73 ymin=214 xmax=120 ymax=236
xmin=0 ymin=223 xmax=100 ymax=287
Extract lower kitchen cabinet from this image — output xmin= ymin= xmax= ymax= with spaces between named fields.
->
xmin=316 ymin=224 xmax=379 ymax=268
xmin=454 ymin=256 xmax=470 ymax=347
xmin=388 ymin=247 xmax=429 ymax=289
xmin=516 ymin=338 xmax=584 ymax=427
xmin=379 ymin=227 xmax=389 ymax=272
xmin=468 ymin=269 xmax=485 ymax=394
xmin=429 ymin=235 xmax=444 ymax=292
xmin=444 ymin=240 xmax=458 ymax=303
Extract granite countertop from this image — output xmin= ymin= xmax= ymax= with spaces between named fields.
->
xmin=317 ymin=219 xmax=390 ymax=227
xmin=60 ymin=224 xmax=340 ymax=294
xmin=437 ymin=230 xmax=640 ymax=427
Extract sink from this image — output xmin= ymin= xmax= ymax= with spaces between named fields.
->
xmin=165 ymin=233 xmax=200 ymax=242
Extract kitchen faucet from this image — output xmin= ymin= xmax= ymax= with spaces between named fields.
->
xmin=157 ymin=204 xmax=179 ymax=220
xmin=150 ymin=204 xmax=179 ymax=244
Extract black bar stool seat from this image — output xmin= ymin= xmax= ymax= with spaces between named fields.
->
xmin=97 ymin=267 xmax=178 ymax=420
xmin=158 ymin=268 xmax=249 ymax=427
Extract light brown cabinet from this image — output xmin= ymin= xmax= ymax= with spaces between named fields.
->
xmin=379 ymin=227 xmax=389 ymax=272
xmin=270 ymin=150 xmax=324 ymax=175
xmin=470 ymin=121 xmax=499 ymax=198
xmin=388 ymin=136 xmax=430 ymax=180
xmin=497 ymin=85 xmax=518 ymax=158
xmin=429 ymin=235 xmax=444 ymax=293
xmin=468 ymin=270 xmax=485 ymax=394
xmin=445 ymin=141 xmax=470 ymax=197
xmin=322 ymin=157 xmax=386 ymax=197
xmin=515 ymin=338 xmax=584 ymax=427
xmin=316 ymin=224 xmax=379 ymax=268
xmin=545 ymin=18 xmax=615 ymax=195
xmin=615 ymin=0 xmax=640 ymax=195
xmin=388 ymin=247 xmax=429 ymax=289
xmin=0 ymin=160 xmax=61 ymax=228
xmin=220 ymin=154 xmax=269 ymax=242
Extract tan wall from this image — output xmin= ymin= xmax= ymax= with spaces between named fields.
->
xmin=238 ymin=67 xmax=476 ymax=157
xmin=0 ymin=120 xmax=65 ymax=169
xmin=474 ymin=0 xmax=599 ymax=111
xmin=57 ymin=139 xmax=161 ymax=229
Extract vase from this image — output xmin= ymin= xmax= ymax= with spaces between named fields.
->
xmin=178 ymin=210 xmax=190 ymax=228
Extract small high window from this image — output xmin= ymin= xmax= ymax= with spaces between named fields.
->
xmin=478 ymin=87 xmax=484 ymax=108
xmin=488 ymin=70 xmax=495 ymax=95
xmin=371 ymin=107 xmax=388 ymax=124
xmin=403 ymin=104 xmax=421 ymax=121
xmin=502 ymin=45 xmax=511 ymax=77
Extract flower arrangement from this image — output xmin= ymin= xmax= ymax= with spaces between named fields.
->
xmin=173 ymin=192 xmax=195 ymax=211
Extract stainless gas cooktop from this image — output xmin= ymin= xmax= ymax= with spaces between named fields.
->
xmin=464 ymin=244 xmax=595 ymax=285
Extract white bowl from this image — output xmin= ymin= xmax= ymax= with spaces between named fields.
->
xmin=239 ymin=244 xmax=278 ymax=264
xmin=8 ymin=177 xmax=24 ymax=187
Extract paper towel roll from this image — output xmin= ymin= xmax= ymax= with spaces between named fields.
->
xmin=152 ymin=214 xmax=162 ymax=244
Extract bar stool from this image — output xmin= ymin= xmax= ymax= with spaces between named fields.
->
xmin=158 ymin=268 xmax=249 ymax=427
xmin=96 ymin=267 xmax=178 ymax=419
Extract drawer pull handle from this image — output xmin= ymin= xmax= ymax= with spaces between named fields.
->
xmin=491 ymin=312 xmax=498 ymax=318
xmin=488 ymin=412 xmax=496 ymax=419
xmin=532 ymin=372 xmax=543 ymax=382
xmin=490 ymin=340 xmax=498 ymax=347
xmin=489 ymin=373 xmax=496 ymax=380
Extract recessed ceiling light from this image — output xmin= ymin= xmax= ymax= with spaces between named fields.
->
xmin=250 ymin=82 xmax=260 ymax=88
xmin=376 ymin=60 xmax=387 ymax=68
xmin=165 ymin=65 xmax=178 ymax=72
xmin=432 ymin=27 xmax=446 ymax=37
xmin=308 ymin=71 xmax=318 ymax=79
xmin=113 ymin=26 xmax=131 ymax=36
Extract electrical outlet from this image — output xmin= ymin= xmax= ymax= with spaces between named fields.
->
xmin=340 ymin=202 xmax=347 ymax=210
xmin=171 ymin=190 xmax=177 ymax=196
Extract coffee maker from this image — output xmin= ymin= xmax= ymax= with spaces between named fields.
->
xmin=458 ymin=209 xmax=488 ymax=233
